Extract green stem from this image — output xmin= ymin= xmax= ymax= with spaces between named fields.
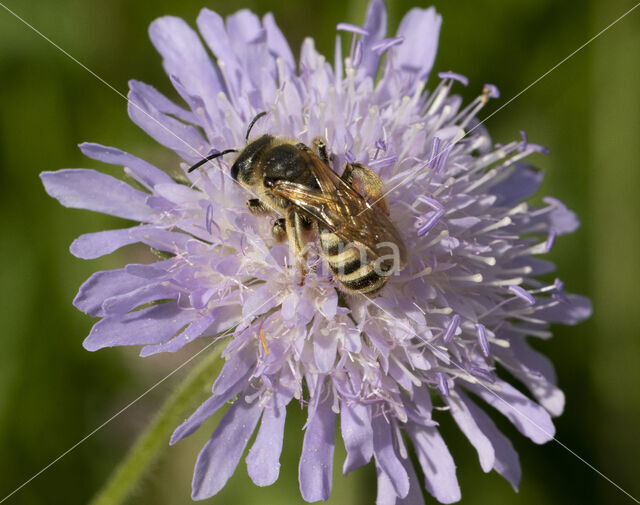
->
xmin=89 ymin=341 xmax=226 ymax=505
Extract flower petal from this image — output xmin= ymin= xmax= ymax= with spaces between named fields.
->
xmin=372 ymin=416 xmax=409 ymax=498
xmin=191 ymin=397 xmax=263 ymax=499
xmin=394 ymin=7 xmax=441 ymax=83
xmin=446 ymin=391 xmax=495 ymax=472
xmin=488 ymin=163 xmax=544 ymax=207
xmin=341 ymin=401 xmax=373 ymax=474
xmin=246 ymin=398 xmax=289 ymax=486
xmin=73 ymin=266 xmax=161 ymax=317
xmin=40 ymin=169 xmax=153 ymax=221
xmin=535 ymin=294 xmax=592 ymax=325
xmin=70 ymin=227 xmax=141 ymax=260
xmin=407 ymin=423 xmax=460 ymax=504
xmin=263 ymin=12 xmax=295 ymax=71
xmin=460 ymin=392 xmax=521 ymax=490
xmin=360 ymin=0 xmax=388 ymax=79
xmin=140 ymin=305 xmax=241 ymax=357
xmin=102 ymin=281 xmax=178 ymax=316
xmin=83 ymin=301 xmax=195 ymax=351
xmin=242 ymin=284 xmax=281 ymax=319
xmin=495 ymin=340 xmax=565 ymax=417
xmin=466 ymin=379 xmax=555 ymax=444
xmin=78 ymin=142 xmax=174 ymax=188
xmin=314 ymin=326 xmax=338 ymax=373
xmin=127 ymin=85 xmax=207 ymax=162
xmin=299 ymin=393 xmax=336 ymax=502
xmin=397 ymin=456 xmax=424 ymax=505
xmin=148 ymin=16 xmax=223 ymax=118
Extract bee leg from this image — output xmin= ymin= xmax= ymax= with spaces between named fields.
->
xmin=285 ymin=209 xmax=310 ymax=285
xmin=312 ymin=137 xmax=330 ymax=164
xmin=342 ymin=163 xmax=390 ymax=215
xmin=271 ymin=218 xmax=287 ymax=242
xmin=247 ymin=198 xmax=268 ymax=215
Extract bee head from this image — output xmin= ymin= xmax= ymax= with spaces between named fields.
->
xmin=230 ymin=134 xmax=274 ymax=183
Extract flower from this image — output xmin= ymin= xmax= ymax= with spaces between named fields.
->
xmin=40 ymin=1 xmax=592 ymax=503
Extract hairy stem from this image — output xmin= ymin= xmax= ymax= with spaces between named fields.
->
xmin=89 ymin=341 xmax=226 ymax=505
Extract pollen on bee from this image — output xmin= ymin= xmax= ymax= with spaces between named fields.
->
xmin=259 ymin=328 xmax=270 ymax=355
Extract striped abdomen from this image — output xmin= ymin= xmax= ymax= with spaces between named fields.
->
xmin=319 ymin=228 xmax=390 ymax=295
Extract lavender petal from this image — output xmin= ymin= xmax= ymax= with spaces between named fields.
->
xmin=299 ymin=393 xmax=336 ymax=502
xmin=40 ymin=170 xmax=153 ymax=221
xmin=246 ymin=399 xmax=289 ymax=486
xmin=191 ymin=397 xmax=263 ymax=499
xmin=372 ymin=416 xmax=409 ymax=498
xmin=83 ymin=301 xmax=196 ymax=351
xmin=407 ymin=423 xmax=461 ymax=503
xmin=466 ymin=379 xmax=555 ymax=444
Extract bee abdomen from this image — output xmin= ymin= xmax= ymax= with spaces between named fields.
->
xmin=320 ymin=229 xmax=388 ymax=295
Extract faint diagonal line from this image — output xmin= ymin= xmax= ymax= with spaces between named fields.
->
xmin=2 ymin=0 xmax=638 ymax=503
xmin=362 ymin=294 xmax=640 ymax=504
xmin=0 ymin=0 xmax=260 ymax=200
xmin=361 ymin=1 xmax=640 ymax=214
xmin=0 ymin=292 xmax=278 ymax=504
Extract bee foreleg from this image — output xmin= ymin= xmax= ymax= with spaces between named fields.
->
xmin=342 ymin=163 xmax=390 ymax=216
xmin=312 ymin=137 xmax=330 ymax=164
xmin=285 ymin=209 xmax=310 ymax=285
xmin=247 ymin=198 xmax=269 ymax=215
xmin=271 ymin=218 xmax=287 ymax=242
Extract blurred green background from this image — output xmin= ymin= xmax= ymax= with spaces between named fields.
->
xmin=1 ymin=0 xmax=638 ymax=503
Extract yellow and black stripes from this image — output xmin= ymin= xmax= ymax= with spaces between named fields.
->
xmin=319 ymin=229 xmax=388 ymax=295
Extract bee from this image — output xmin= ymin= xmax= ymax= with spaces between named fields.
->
xmin=189 ymin=113 xmax=408 ymax=295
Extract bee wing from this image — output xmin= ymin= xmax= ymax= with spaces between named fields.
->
xmin=270 ymin=156 xmax=407 ymax=266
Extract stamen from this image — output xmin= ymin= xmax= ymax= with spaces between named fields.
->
xmin=484 ymin=276 xmax=523 ymax=286
xmin=459 ymin=252 xmax=496 ymax=266
xmin=478 ymin=216 xmax=512 ymax=234
xmin=470 ymin=366 xmax=495 ymax=383
xmin=443 ymin=314 xmax=460 ymax=343
xmin=546 ymin=229 xmax=556 ymax=252
xmin=508 ymin=285 xmax=535 ymax=305
xmin=370 ymin=36 xmax=404 ymax=54
xmin=205 ymin=204 xmax=213 ymax=235
xmin=518 ymin=130 xmax=528 ymax=152
xmin=409 ymin=266 xmax=432 ymax=280
xmin=428 ymin=137 xmax=441 ymax=170
xmin=426 ymin=230 xmax=449 ymax=247
xmin=435 ymin=143 xmax=452 ymax=174
xmin=437 ymin=71 xmax=469 ymax=86
xmin=426 ymin=79 xmax=453 ymax=115
xmin=466 ymin=168 xmax=497 ymax=192
xmin=416 ymin=196 xmax=445 ymax=236
xmin=476 ymin=323 xmax=489 ymax=356
xmin=353 ymin=39 xmax=364 ymax=66
xmin=501 ymin=265 xmax=533 ymax=275
xmin=428 ymin=307 xmax=453 ymax=315
xmin=451 ymin=273 xmax=483 ymax=282
xmin=259 ymin=327 xmax=270 ymax=355
xmin=483 ymin=83 xmax=500 ymax=100
xmin=369 ymin=154 xmax=397 ymax=169
xmin=436 ymin=372 xmax=449 ymax=396
xmin=507 ymin=202 xmax=529 ymax=215
xmin=336 ymin=23 xmax=369 ymax=36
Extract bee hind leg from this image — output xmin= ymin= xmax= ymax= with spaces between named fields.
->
xmin=271 ymin=218 xmax=287 ymax=242
xmin=247 ymin=198 xmax=268 ymax=215
xmin=312 ymin=137 xmax=330 ymax=164
xmin=285 ymin=209 xmax=312 ymax=285
xmin=342 ymin=163 xmax=390 ymax=216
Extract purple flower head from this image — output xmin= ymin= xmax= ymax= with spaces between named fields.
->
xmin=41 ymin=1 xmax=591 ymax=503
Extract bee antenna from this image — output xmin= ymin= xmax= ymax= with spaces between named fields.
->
xmin=187 ymin=149 xmax=238 ymax=173
xmin=245 ymin=111 xmax=267 ymax=140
